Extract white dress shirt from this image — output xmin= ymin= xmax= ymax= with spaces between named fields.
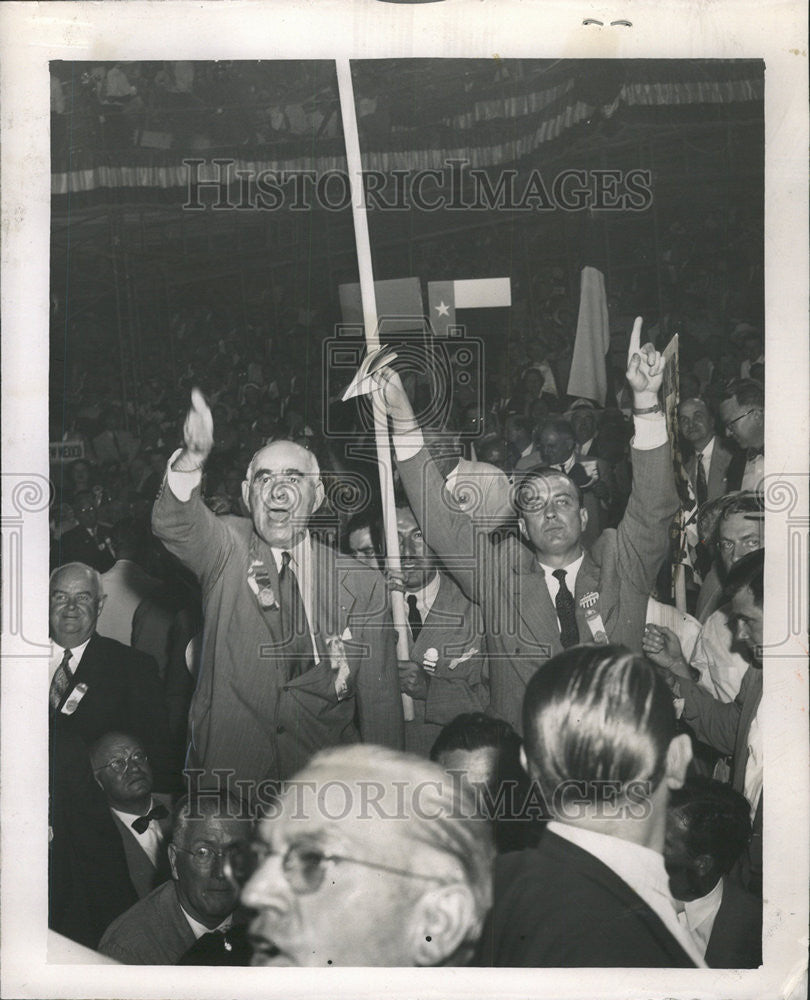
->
xmin=180 ymin=907 xmax=233 ymax=940
xmin=743 ymin=713 xmax=763 ymax=820
xmin=110 ymin=797 xmax=165 ymax=867
xmin=49 ymin=636 xmax=92 ymax=683
xmin=548 ymin=821 xmax=707 ymax=967
xmin=690 ymin=607 xmax=749 ymax=703
xmin=741 ymin=453 xmax=764 ymax=492
xmin=677 ymin=877 xmax=724 ymax=958
xmin=537 ymin=552 xmax=585 ymax=607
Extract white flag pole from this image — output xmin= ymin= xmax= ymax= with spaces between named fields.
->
xmin=335 ymin=59 xmax=414 ymax=721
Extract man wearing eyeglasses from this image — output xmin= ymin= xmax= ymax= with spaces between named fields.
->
xmin=98 ymin=793 xmax=252 ymax=965
xmin=718 ymin=379 xmax=765 ymax=493
xmin=235 ymin=745 xmax=494 ymax=967
xmin=152 ymin=389 xmax=403 ymax=800
xmin=90 ymin=732 xmax=172 ymax=899
xmin=49 ymin=562 xmax=174 ymax=791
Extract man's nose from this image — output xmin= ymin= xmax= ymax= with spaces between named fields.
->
xmin=241 ymin=856 xmax=288 ymax=909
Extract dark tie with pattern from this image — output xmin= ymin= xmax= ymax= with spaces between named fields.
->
xmin=407 ymin=594 xmax=423 ymax=642
xmin=131 ymin=803 xmax=169 ymax=835
xmin=695 ymin=453 xmax=708 ymax=507
xmin=49 ymin=648 xmax=73 ymax=711
xmin=278 ymin=550 xmax=314 ymax=680
xmin=552 ymin=569 xmax=579 ymax=648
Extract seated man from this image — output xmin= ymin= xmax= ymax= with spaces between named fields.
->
xmin=98 ymin=793 xmax=252 ymax=964
xmin=394 ymin=503 xmax=489 ymax=757
xmin=666 ymin=778 xmax=761 ymax=968
xmin=430 ymin=712 xmax=540 ymax=853
xmin=479 ymin=644 xmax=704 ymax=967
xmin=236 ymin=745 xmax=494 ymax=966
xmin=90 ymin=732 xmax=172 ymax=899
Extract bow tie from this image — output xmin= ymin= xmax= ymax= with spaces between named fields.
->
xmin=132 ymin=803 xmax=168 ymax=834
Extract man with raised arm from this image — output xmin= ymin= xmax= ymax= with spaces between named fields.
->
xmin=152 ymin=389 xmax=402 ymax=800
xmin=375 ymin=319 xmax=679 ymax=733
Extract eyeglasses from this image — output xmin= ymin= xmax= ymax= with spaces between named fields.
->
xmin=94 ymin=750 xmax=148 ymax=775
xmin=724 ymin=409 xmax=759 ymax=431
xmin=226 ymin=840 xmax=453 ymax=895
xmin=173 ymin=843 xmax=242 ymax=873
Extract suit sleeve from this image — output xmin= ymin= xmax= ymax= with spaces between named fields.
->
xmin=352 ymin=571 xmax=405 ymax=750
xmin=151 ymin=473 xmax=234 ymax=594
xmin=614 ymin=441 xmax=679 ymax=596
xmin=396 ymin=447 xmax=480 ymax=604
xmin=677 ymin=669 xmax=750 ymax=756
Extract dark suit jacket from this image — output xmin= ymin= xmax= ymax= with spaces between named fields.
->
xmin=478 ymin=831 xmax=697 ymax=967
xmin=48 ymin=727 xmax=138 ymax=949
xmin=51 ymin=633 xmax=175 ymax=791
xmin=53 ymin=524 xmax=115 ymax=572
xmin=398 ymin=441 xmax=678 ymax=733
xmin=405 ymin=572 xmax=489 ymax=756
xmin=152 ymin=480 xmax=404 ymax=791
xmin=704 ymin=876 xmax=762 ymax=968
xmin=110 ymin=794 xmax=173 ymax=899
xmin=684 ymin=438 xmax=735 ymax=503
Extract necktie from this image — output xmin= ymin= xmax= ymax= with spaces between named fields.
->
xmin=49 ymin=648 xmax=73 ymax=711
xmin=407 ymin=594 xmax=423 ymax=642
xmin=695 ymin=453 xmax=708 ymax=507
xmin=552 ymin=569 xmax=579 ymax=648
xmin=278 ymin=551 xmax=314 ymax=680
xmin=131 ymin=803 xmax=169 ymax=835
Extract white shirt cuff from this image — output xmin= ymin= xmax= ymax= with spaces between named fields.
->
xmin=630 ymin=412 xmax=667 ymax=451
xmin=393 ymin=428 xmax=425 ymax=462
xmin=166 ymin=447 xmax=202 ymax=502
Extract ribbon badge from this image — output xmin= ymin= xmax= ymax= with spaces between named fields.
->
xmin=247 ymin=558 xmax=279 ymax=611
xmin=579 ymin=592 xmax=608 ymax=645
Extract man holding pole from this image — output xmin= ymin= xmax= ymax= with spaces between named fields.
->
xmin=375 ymin=319 xmax=679 ymax=734
xmin=152 ymin=389 xmax=403 ymax=801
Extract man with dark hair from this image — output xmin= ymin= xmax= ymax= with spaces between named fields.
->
xmin=503 ymin=414 xmax=535 ymax=472
xmin=377 ymin=319 xmax=679 ymax=733
xmin=678 ymin=397 xmax=734 ymax=505
xmin=430 ymin=712 xmax=538 ymax=852
xmin=666 ymin=778 xmax=761 ymax=967
xmin=394 ymin=504 xmax=489 ymax=756
xmin=342 ymin=508 xmax=383 ymax=568
xmin=479 ymin=645 xmax=702 ymax=967
xmin=719 ymin=379 xmax=764 ymax=492
xmin=644 ymin=549 xmax=765 ymax=894
xmin=98 ymin=793 xmax=252 ymax=964
xmin=696 ymin=491 xmax=764 ymax=623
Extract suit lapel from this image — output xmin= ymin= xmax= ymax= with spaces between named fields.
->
xmin=513 ymin=549 xmax=561 ymax=661
xmin=573 ymin=552 xmax=602 ymax=640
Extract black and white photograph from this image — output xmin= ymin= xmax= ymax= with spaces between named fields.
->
xmin=1 ymin=3 xmax=807 ymax=998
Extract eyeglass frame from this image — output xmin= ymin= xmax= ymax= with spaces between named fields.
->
xmin=172 ymin=843 xmax=241 ymax=872
xmin=93 ymin=749 xmax=149 ymax=775
xmin=227 ymin=840 xmax=455 ymax=895
xmin=723 ymin=407 xmax=761 ymax=432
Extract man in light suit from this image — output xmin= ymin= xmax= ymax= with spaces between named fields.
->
xmin=394 ymin=504 xmax=489 ymax=756
xmin=90 ymin=731 xmax=173 ymax=899
xmin=478 ymin=645 xmax=703 ymax=967
xmin=376 ymin=318 xmax=679 ymax=734
xmin=152 ymin=390 xmax=403 ymax=801
xmin=679 ymin=397 xmax=735 ymax=505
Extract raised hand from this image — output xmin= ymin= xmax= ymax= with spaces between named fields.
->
xmin=642 ymin=624 xmax=691 ymax=679
xmin=371 ymin=366 xmax=417 ymax=428
xmin=178 ymin=387 xmax=214 ymax=469
xmin=625 ymin=317 xmax=665 ymax=405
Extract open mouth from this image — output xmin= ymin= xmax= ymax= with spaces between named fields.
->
xmin=249 ymin=935 xmax=286 ymax=965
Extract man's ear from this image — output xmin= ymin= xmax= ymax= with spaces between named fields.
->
xmin=518 ymin=516 xmax=527 ymax=539
xmin=579 ymin=506 xmax=589 ymax=533
xmin=407 ymin=884 xmax=479 ymax=967
xmin=312 ymin=478 xmax=325 ymax=514
xmin=167 ymin=843 xmax=179 ymax=881
xmin=665 ymin=733 xmax=693 ymax=790
xmin=519 ymin=744 xmax=529 ymax=776
xmin=241 ymin=479 xmax=250 ymax=511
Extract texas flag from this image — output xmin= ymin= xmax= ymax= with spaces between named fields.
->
xmin=427 ymin=278 xmax=511 ymax=338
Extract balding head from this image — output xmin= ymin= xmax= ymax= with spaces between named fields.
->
xmin=49 ymin=562 xmax=105 ymax=647
xmin=242 ymin=440 xmax=324 ymax=548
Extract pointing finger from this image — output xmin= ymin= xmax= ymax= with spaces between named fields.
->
xmin=627 ymin=317 xmax=643 ymax=363
xmin=190 ymin=387 xmax=209 ymax=413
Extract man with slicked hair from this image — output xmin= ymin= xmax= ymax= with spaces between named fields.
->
xmin=152 ymin=390 xmax=403 ymax=798
xmin=478 ymin=644 xmax=703 ymax=968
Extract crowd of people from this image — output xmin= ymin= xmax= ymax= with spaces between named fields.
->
xmin=48 ymin=298 xmax=768 ymax=968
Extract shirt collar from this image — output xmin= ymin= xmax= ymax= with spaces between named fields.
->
xmin=683 ymin=876 xmax=724 ymax=941
xmin=407 ymin=570 xmax=441 ymax=609
xmin=50 ymin=635 xmax=92 ymax=672
xmin=110 ymin=796 xmax=155 ymax=828
xmin=698 ymin=436 xmax=715 ymax=462
xmin=179 ymin=903 xmax=233 ymax=940
xmin=270 ymin=530 xmax=310 ymax=572
xmin=537 ymin=551 xmax=585 ymax=583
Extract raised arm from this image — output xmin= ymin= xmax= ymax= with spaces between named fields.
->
xmin=373 ymin=367 xmax=480 ymax=604
xmin=615 ymin=319 xmax=679 ymax=592
xmin=151 ymin=388 xmax=233 ymax=588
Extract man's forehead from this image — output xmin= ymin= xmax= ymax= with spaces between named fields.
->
xmin=185 ymin=814 xmax=249 ymax=840
xmin=679 ymin=399 xmax=707 ymax=416
xmin=720 ymin=513 xmax=762 ymax=538
xmin=51 ymin=568 xmax=96 ymax=592
xmin=396 ymin=508 xmax=419 ymax=531
xmin=250 ymin=442 xmax=315 ymax=475
xmin=731 ymin=586 xmax=759 ymax=614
